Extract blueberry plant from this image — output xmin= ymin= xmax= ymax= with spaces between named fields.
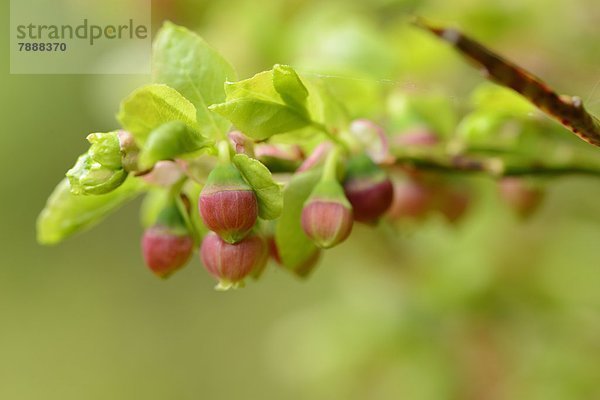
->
xmin=37 ymin=21 xmax=600 ymax=290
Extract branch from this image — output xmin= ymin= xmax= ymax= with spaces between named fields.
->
xmin=393 ymin=153 xmax=600 ymax=178
xmin=414 ymin=18 xmax=600 ymax=147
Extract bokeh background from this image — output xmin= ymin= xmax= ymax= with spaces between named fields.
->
xmin=2 ymin=0 xmax=600 ymax=399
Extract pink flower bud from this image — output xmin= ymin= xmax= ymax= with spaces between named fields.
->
xmin=200 ymin=232 xmax=267 ymax=289
xmin=302 ymin=200 xmax=353 ymax=249
xmin=344 ymin=178 xmax=394 ymax=223
xmin=228 ymin=130 xmax=255 ymax=157
xmin=343 ymin=155 xmax=394 ymax=224
xmin=438 ymin=185 xmax=471 ymax=224
xmin=142 ymin=226 xmax=194 ymax=279
xmin=387 ymin=178 xmax=435 ymax=220
xmin=498 ymin=178 xmax=544 ymax=219
xmin=392 ymin=128 xmax=440 ymax=148
xmin=199 ymin=164 xmax=258 ymax=243
xmin=301 ymin=179 xmax=353 ymax=248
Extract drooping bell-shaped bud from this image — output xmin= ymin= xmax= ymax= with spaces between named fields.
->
xmin=387 ymin=177 xmax=435 ymax=221
xmin=343 ymin=154 xmax=394 ymax=224
xmin=498 ymin=178 xmax=544 ymax=219
xmin=199 ymin=164 xmax=258 ymax=243
xmin=141 ymin=200 xmax=193 ymax=278
xmin=200 ymin=231 xmax=267 ymax=290
xmin=297 ymin=142 xmax=333 ymax=173
xmin=438 ymin=184 xmax=471 ymax=225
xmin=301 ymin=179 xmax=353 ymax=249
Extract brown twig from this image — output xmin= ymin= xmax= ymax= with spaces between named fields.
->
xmin=414 ymin=18 xmax=600 ymax=147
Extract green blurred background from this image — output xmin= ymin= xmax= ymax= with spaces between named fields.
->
xmin=2 ymin=0 xmax=600 ymax=399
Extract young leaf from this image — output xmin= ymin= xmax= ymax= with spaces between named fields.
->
xmin=275 ymin=169 xmax=321 ymax=270
xmin=232 ymin=154 xmax=283 ymax=220
xmin=117 ymin=84 xmax=198 ymax=144
xmin=66 ymin=153 xmax=128 ymax=195
xmin=273 ymin=64 xmax=309 ymax=113
xmin=152 ymin=22 xmax=237 ymax=139
xmin=209 ymin=66 xmax=313 ymax=140
xmin=210 ymin=98 xmax=311 ymax=140
xmin=138 ymin=121 xmax=213 ymax=170
xmin=37 ymin=177 xmax=145 ymax=245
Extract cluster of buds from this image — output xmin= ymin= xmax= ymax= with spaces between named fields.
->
xmin=197 ymin=149 xmax=267 ymax=288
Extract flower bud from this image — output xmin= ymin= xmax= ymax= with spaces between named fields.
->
xmin=498 ymin=178 xmax=544 ymax=219
xmin=142 ymin=226 xmax=194 ymax=278
xmin=387 ymin=177 xmax=435 ymax=220
xmin=392 ymin=128 xmax=440 ymax=148
xmin=200 ymin=232 xmax=267 ymax=289
xmin=349 ymin=119 xmax=391 ymax=164
xmin=141 ymin=198 xmax=194 ymax=278
xmin=301 ymin=180 xmax=353 ymax=249
xmin=343 ymin=154 xmax=394 ymax=223
xmin=438 ymin=185 xmax=471 ymax=224
xmin=117 ymin=130 xmax=140 ymax=172
xmin=228 ymin=130 xmax=255 ymax=157
xmin=199 ymin=164 xmax=258 ymax=243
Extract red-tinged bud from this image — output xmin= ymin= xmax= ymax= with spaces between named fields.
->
xmin=438 ymin=185 xmax=471 ymax=224
xmin=200 ymin=232 xmax=267 ymax=290
xmin=301 ymin=180 xmax=353 ymax=249
xmin=117 ymin=130 xmax=139 ymax=172
xmin=498 ymin=178 xmax=544 ymax=219
xmin=343 ymin=154 xmax=394 ymax=224
xmin=199 ymin=164 xmax=258 ymax=243
xmin=142 ymin=226 xmax=194 ymax=278
xmin=349 ymin=119 xmax=392 ymax=164
xmin=228 ymin=130 xmax=255 ymax=157
xmin=387 ymin=178 xmax=435 ymax=220
xmin=141 ymin=160 xmax=184 ymax=187
xmin=297 ymin=142 xmax=333 ymax=172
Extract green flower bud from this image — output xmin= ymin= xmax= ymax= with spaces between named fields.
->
xmin=301 ymin=180 xmax=353 ymax=249
xmin=66 ymin=154 xmax=127 ymax=195
xmin=199 ymin=164 xmax=258 ymax=243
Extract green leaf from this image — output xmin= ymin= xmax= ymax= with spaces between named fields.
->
xmin=273 ymin=64 xmax=309 ymax=113
xmin=209 ymin=66 xmax=313 ymax=140
xmin=233 ymin=154 xmax=283 ymax=220
xmin=152 ymin=22 xmax=237 ymax=139
xmin=210 ymin=98 xmax=311 ymax=140
xmin=275 ymin=169 xmax=321 ymax=270
xmin=37 ymin=177 xmax=145 ymax=245
xmin=138 ymin=121 xmax=213 ymax=170
xmin=66 ymin=153 xmax=128 ymax=195
xmin=87 ymin=131 xmax=122 ymax=169
xmin=117 ymin=84 xmax=198 ymax=144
